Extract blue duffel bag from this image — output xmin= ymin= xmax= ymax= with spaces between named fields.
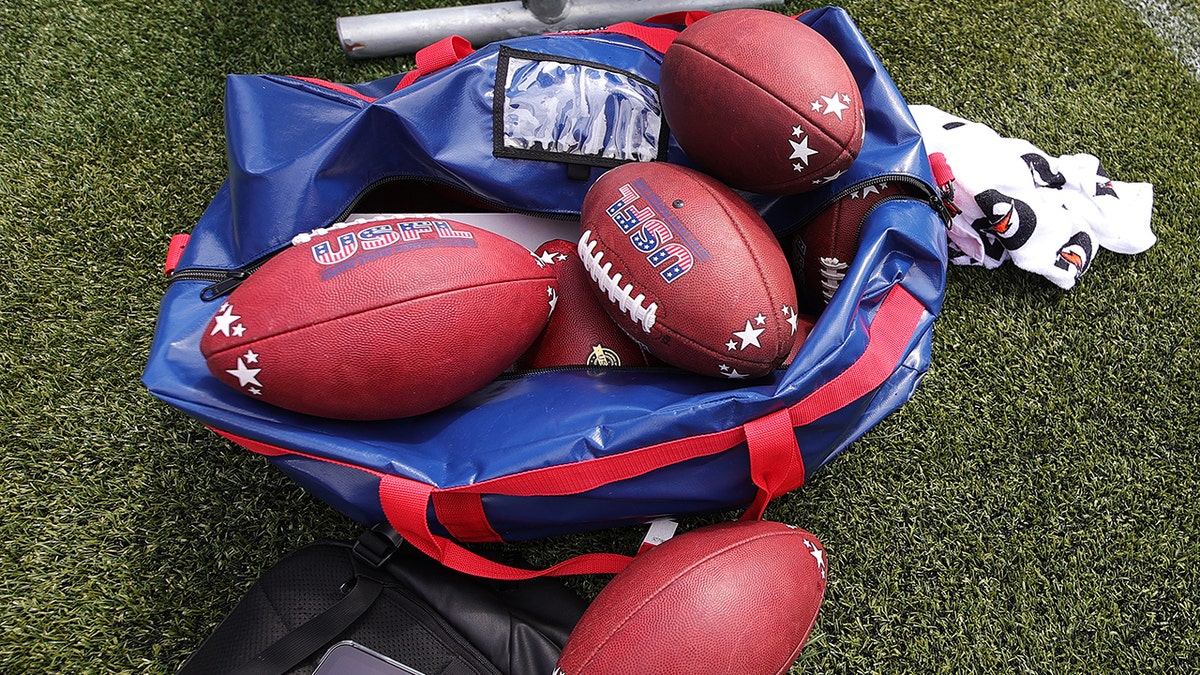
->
xmin=144 ymin=7 xmax=948 ymax=578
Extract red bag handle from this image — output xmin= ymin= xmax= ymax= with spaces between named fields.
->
xmin=396 ymin=35 xmax=475 ymax=90
xmin=386 ymin=283 xmax=926 ymax=577
xmin=218 ymin=284 xmax=927 ymax=579
xmin=392 ymin=17 xmax=685 ymax=92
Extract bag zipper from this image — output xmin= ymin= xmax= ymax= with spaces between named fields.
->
xmin=169 ymin=173 xmax=945 ymax=301
xmin=167 ymin=175 xmax=583 ymax=300
xmin=168 ymin=253 xmax=278 ymax=302
xmin=779 ymin=172 xmax=951 ymax=239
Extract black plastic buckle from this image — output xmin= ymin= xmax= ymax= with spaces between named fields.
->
xmin=352 ymin=522 xmax=405 ymax=569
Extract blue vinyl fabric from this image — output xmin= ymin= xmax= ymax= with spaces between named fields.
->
xmin=143 ymin=7 xmax=948 ymax=542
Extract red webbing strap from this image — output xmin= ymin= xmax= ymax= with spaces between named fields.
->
xmin=432 ymin=493 xmax=502 ymax=543
xmin=213 ymin=428 xmax=633 ymax=578
xmin=430 ymin=427 xmax=742 ymax=542
xmin=786 ymin=285 xmax=926 ymax=428
xmin=396 ymin=35 xmax=475 ymax=90
xmin=742 ymin=408 xmax=805 ymax=521
xmin=216 ymin=284 xmax=927 ymax=578
xmin=597 ymin=21 xmax=682 ymax=54
xmin=438 ymin=425 xmax=742 ymax=500
xmin=380 ymin=474 xmax=633 ymax=579
xmin=433 ymin=285 xmax=928 ymax=537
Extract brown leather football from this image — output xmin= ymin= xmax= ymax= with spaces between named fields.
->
xmin=660 ymin=9 xmax=865 ymax=194
xmin=580 ymin=162 xmax=799 ymax=379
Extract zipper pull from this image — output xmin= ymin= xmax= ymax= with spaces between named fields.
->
xmin=200 ymin=270 xmax=251 ymax=301
xmin=927 ymin=152 xmax=959 ymax=226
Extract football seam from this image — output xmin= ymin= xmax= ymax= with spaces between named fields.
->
xmin=691 ymin=176 xmax=793 ymax=365
xmin=670 ymin=40 xmax=855 ymax=170
xmin=202 ymin=276 xmax=554 ymax=360
xmin=806 ymin=185 xmax=908 ymax=304
xmin=700 ymin=178 xmax=796 ymax=362
xmin=655 ymin=321 xmax=781 ymax=369
xmin=573 ymin=528 xmax=810 ymax=670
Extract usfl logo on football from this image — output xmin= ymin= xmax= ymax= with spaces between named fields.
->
xmin=294 ymin=216 xmax=479 ymax=280
xmin=603 ymin=180 xmax=710 ymax=283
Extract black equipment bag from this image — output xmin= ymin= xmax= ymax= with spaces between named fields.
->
xmin=176 ymin=525 xmax=588 ymax=675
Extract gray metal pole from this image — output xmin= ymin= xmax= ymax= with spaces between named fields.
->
xmin=337 ymin=0 xmax=783 ymax=58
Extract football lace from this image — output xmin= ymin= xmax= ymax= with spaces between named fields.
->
xmin=578 ymin=231 xmax=658 ymax=333
xmin=818 ymin=256 xmax=849 ymax=301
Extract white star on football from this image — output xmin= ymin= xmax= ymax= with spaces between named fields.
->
xmin=231 ymin=323 xmax=246 ymax=337
xmin=726 ymin=339 xmax=739 ymax=351
xmin=782 ymin=306 xmax=798 ymax=334
xmin=753 ymin=313 xmax=766 ymax=325
xmin=547 ymin=286 xmax=558 ymax=315
xmin=805 ymin=539 xmax=827 ymax=578
xmin=788 ymin=136 xmax=818 ymax=166
xmin=210 ymin=305 xmax=241 ymax=337
xmin=225 ymin=357 xmax=262 ymax=388
xmin=243 ymin=349 xmax=259 ymax=364
xmin=791 ymin=124 xmax=804 ymax=137
xmin=539 ymin=250 xmax=567 ymax=265
xmin=817 ymin=93 xmax=850 ymax=120
xmin=732 ymin=320 xmax=764 ymax=349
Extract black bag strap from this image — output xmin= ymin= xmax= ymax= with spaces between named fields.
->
xmin=230 ymin=576 xmax=384 ymax=675
xmin=229 ymin=525 xmax=403 ymax=675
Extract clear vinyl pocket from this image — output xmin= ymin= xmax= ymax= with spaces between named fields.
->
xmin=492 ymin=46 xmax=669 ymax=169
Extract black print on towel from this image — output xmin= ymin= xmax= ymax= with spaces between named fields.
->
xmin=1021 ymin=152 xmax=1066 ymax=189
xmin=970 ymin=189 xmax=1037 ymax=250
xmin=1055 ymin=230 xmax=1094 ymax=280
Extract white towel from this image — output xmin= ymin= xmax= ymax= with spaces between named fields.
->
xmin=910 ymin=104 xmax=1156 ymax=289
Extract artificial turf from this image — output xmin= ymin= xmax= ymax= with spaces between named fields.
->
xmin=2 ymin=0 xmax=1197 ymax=672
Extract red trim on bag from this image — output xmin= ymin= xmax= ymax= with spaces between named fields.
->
xmin=208 ymin=427 xmax=371 ymax=465
xmin=434 ymin=285 xmax=926 ymax=538
xmin=163 ymin=234 xmax=190 ymax=277
xmin=785 ymin=286 xmax=925 ymax=429
xmin=642 ymin=10 xmax=710 ymax=25
xmin=208 ymin=284 xmax=927 ymax=579
xmin=288 ymin=76 xmax=379 ymax=103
